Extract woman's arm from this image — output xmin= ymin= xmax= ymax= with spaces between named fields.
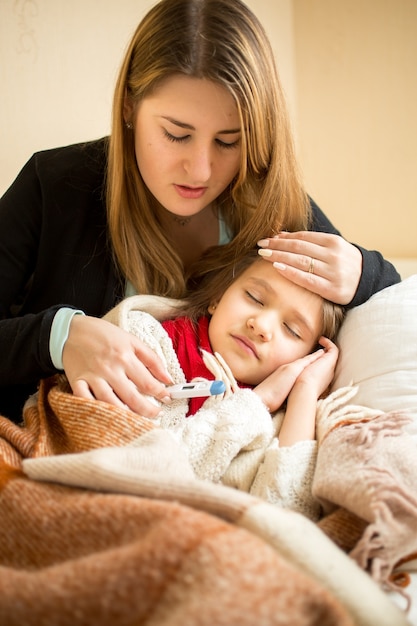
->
xmin=0 ymin=154 xmax=60 ymax=392
xmin=0 ymin=143 xmax=173 ymax=421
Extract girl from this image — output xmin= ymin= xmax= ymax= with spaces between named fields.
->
xmin=104 ymin=252 xmax=345 ymax=519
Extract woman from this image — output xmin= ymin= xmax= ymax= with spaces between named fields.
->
xmin=0 ymin=0 xmax=399 ymax=423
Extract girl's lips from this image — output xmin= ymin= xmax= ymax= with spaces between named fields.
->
xmin=174 ymin=184 xmax=207 ymax=199
xmin=232 ymin=335 xmax=259 ymax=359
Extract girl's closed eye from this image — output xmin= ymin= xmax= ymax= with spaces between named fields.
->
xmin=245 ymin=290 xmax=263 ymax=306
xmin=283 ymin=322 xmax=301 ymax=339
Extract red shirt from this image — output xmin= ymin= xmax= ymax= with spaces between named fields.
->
xmin=162 ymin=316 xmax=214 ymax=415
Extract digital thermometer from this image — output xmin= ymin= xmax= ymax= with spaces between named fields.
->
xmin=168 ymin=380 xmax=226 ymax=399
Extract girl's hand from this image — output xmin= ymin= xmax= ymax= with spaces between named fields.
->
xmin=258 ymin=231 xmax=362 ymax=305
xmin=253 ymin=349 xmax=324 ymax=413
xmin=253 ymin=338 xmax=339 ymax=413
xmin=293 ymin=337 xmax=339 ymax=398
xmin=62 ymin=315 xmax=173 ymax=417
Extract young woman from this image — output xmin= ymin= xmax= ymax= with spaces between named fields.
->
xmin=0 ymin=0 xmax=399 ymax=423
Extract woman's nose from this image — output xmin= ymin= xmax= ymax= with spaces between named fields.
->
xmin=183 ymin=145 xmax=212 ymax=182
xmin=247 ymin=316 xmax=273 ymax=341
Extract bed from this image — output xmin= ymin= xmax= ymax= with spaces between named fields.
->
xmin=0 ymin=258 xmax=416 ymax=625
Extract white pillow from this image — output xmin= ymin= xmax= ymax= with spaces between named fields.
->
xmin=331 ymin=274 xmax=417 ymax=428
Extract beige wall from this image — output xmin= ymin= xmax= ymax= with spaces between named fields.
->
xmin=293 ymin=0 xmax=417 ymax=258
xmin=1 ymin=0 xmax=415 ymax=259
xmin=0 ymin=0 xmax=155 ymax=193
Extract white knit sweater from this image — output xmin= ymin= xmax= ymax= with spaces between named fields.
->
xmin=104 ymin=295 xmax=320 ymax=520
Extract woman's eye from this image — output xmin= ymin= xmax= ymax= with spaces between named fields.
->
xmin=215 ymin=138 xmax=240 ymax=150
xmin=163 ymin=129 xmax=189 ymax=143
xmin=163 ymin=129 xmax=240 ymax=150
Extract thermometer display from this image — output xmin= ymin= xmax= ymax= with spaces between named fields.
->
xmin=168 ymin=380 xmax=226 ymax=399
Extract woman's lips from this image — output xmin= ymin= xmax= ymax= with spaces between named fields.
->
xmin=232 ymin=335 xmax=259 ymax=359
xmin=174 ymin=184 xmax=207 ymax=199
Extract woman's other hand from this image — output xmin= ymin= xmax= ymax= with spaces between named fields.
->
xmin=258 ymin=231 xmax=362 ymax=305
xmin=62 ymin=315 xmax=173 ymax=417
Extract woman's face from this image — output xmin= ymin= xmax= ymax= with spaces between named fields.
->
xmin=128 ymin=75 xmax=242 ymax=218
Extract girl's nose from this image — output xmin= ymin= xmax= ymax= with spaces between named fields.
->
xmin=247 ymin=316 xmax=273 ymax=342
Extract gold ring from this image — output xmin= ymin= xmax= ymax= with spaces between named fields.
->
xmin=308 ymin=257 xmax=315 ymax=274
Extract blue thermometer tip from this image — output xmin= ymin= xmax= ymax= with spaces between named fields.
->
xmin=209 ymin=380 xmax=226 ymax=395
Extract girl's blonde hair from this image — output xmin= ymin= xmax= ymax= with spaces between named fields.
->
xmin=107 ymin=0 xmax=310 ymax=298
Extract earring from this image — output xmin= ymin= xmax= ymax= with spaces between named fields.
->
xmin=125 ymin=121 xmax=133 ymax=130
xmin=208 ymin=304 xmax=217 ymax=314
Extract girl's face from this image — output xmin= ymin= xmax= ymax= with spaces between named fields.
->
xmin=208 ymin=260 xmax=324 ymax=386
xmin=128 ymin=75 xmax=242 ymax=219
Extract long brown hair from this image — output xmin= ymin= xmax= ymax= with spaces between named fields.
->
xmin=107 ymin=0 xmax=310 ymax=298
